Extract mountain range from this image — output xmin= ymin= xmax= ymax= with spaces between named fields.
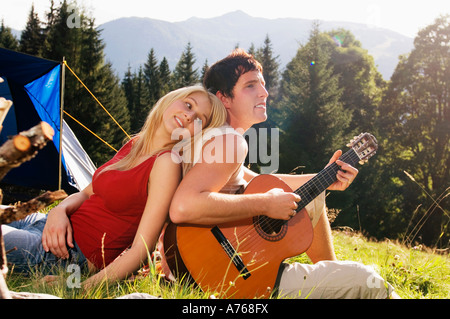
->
xmin=99 ymin=10 xmax=414 ymax=80
xmin=10 ymin=10 xmax=414 ymax=80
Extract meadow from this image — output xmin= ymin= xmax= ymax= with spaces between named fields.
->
xmin=5 ymin=230 xmax=449 ymax=299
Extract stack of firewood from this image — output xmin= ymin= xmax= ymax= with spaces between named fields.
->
xmin=0 ymin=76 xmax=67 ymax=299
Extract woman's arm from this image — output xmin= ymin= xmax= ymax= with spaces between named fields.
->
xmin=42 ymin=184 xmax=93 ymax=258
xmin=82 ymin=153 xmax=182 ymax=288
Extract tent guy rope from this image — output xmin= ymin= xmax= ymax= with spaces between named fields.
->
xmin=63 ymin=110 xmax=117 ymax=152
xmin=63 ymin=60 xmax=131 ymax=142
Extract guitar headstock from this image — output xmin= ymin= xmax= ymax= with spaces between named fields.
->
xmin=346 ymin=133 xmax=378 ymax=165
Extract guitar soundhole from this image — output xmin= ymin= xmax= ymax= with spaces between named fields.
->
xmin=253 ymin=216 xmax=287 ymax=242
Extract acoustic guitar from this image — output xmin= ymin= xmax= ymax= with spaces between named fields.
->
xmin=161 ymin=133 xmax=378 ymax=298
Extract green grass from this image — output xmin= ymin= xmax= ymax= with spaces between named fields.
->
xmin=331 ymin=230 xmax=449 ymax=299
xmin=4 ymin=230 xmax=449 ymax=299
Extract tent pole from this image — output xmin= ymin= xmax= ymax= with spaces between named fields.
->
xmin=58 ymin=57 xmax=66 ymax=190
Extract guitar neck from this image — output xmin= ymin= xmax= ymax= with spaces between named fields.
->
xmin=295 ymin=149 xmax=360 ymax=211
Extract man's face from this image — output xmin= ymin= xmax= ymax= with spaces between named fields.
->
xmin=223 ymin=70 xmax=269 ymax=131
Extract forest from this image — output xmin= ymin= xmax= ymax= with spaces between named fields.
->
xmin=0 ymin=1 xmax=448 ymax=248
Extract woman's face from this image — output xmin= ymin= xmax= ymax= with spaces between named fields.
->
xmin=162 ymin=92 xmax=212 ymax=138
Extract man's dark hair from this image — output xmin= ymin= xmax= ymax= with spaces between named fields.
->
xmin=203 ymin=49 xmax=263 ymax=98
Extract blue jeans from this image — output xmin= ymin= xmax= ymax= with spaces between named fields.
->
xmin=2 ymin=212 xmax=87 ymax=275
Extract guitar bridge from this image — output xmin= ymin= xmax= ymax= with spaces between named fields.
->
xmin=211 ymin=226 xmax=251 ymax=280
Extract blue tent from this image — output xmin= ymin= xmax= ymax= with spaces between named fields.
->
xmin=0 ymin=48 xmax=95 ymax=196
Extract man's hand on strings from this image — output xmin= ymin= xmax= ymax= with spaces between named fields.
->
xmin=325 ymin=150 xmax=359 ymax=191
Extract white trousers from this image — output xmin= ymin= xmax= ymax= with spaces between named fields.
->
xmin=278 ymin=260 xmax=393 ymax=299
xmin=278 ymin=192 xmax=394 ymax=299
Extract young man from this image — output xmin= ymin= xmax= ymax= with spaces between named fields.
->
xmin=169 ymin=49 xmax=394 ymax=298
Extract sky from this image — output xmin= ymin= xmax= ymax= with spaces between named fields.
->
xmin=1 ymin=0 xmax=449 ymax=38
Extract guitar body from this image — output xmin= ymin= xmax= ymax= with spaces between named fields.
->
xmin=162 ymin=174 xmax=314 ymax=298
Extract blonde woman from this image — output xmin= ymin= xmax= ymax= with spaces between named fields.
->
xmin=2 ymin=86 xmax=226 ymax=289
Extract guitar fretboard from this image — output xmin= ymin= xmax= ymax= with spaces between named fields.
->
xmin=295 ymin=149 xmax=360 ymax=211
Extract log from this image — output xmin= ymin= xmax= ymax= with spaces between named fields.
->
xmin=0 ymin=118 xmax=59 ymax=298
xmin=0 ymin=190 xmax=67 ymax=224
xmin=0 ymin=190 xmax=67 ymax=299
xmin=0 ymin=122 xmax=54 ymax=180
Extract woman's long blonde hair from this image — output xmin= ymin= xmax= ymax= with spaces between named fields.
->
xmin=99 ymin=86 xmax=226 ymax=176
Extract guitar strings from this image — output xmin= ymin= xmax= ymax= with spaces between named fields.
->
xmin=270 ymin=151 xmax=357 ymax=231
xmin=226 ymin=150 xmax=360 ymax=250
xmin=231 ymin=151 xmax=358 ymax=251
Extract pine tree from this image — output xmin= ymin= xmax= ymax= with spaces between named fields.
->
xmin=77 ymin=18 xmax=130 ymax=164
xmin=247 ymin=43 xmax=256 ymax=56
xmin=41 ymin=0 xmax=56 ymax=54
xmin=158 ymin=57 xmax=172 ymax=96
xmin=143 ymin=48 xmax=161 ymax=105
xmin=122 ymin=65 xmax=136 ymax=120
xmin=41 ymin=1 xmax=130 ymax=165
xmin=200 ymin=59 xmax=209 ymax=84
xmin=172 ymin=42 xmax=199 ymax=88
xmin=278 ymin=23 xmax=349 ymax=174
xmin=325 ymin=28 xmax=385 ymax=136
xmin=244 ymin=36 xmax=281 ymax=173
xmin=131 ymin=67 xmax=150 ymax=133
xmin=41 ymin=0 xmax=84 ymax=66
xmin=20 ymin=4 xmax=45 ymax=56
xmin=253 ymin=34 xmax=281 ymax=136
xmin=0 ymin=20 xmax=19 ymax=50
xmin=255 ymin=34 xmax=280 ymax=108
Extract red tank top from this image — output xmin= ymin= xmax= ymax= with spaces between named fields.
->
xmin=71 ymin=140 xmax=169 ymax=269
